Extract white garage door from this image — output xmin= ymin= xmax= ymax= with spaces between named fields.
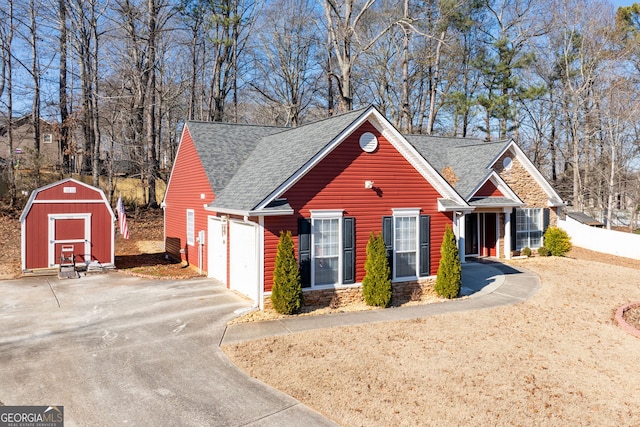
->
xmin=229 ymin=221 xmax=259 ymax=304
xmin=207 ymin=217 xmax=227 ymax=285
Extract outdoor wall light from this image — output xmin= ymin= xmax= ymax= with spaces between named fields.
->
xmin=365 ymin=180 xmax=375 ymax=189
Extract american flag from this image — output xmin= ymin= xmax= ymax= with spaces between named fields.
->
xmin=117 ymin=196 xmax=130 ymax=239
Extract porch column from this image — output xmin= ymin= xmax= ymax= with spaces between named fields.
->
xmin=504 ymin=211 xmax=512 ymax=259
xmin=457 ymin=212 xmax=466 ymax=263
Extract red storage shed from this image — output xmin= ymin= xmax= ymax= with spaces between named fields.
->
xmin=20 ymin=178 xmax=115 ymax=272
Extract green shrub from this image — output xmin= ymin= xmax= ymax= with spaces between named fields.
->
xmin=362 ymin=231 xmax=392 ymax=307
xmin=543 ymin=226 xmax=572 ymax=256
xmin=521 ymin=247 xmax=532 ymax=257
xmin=537 ymin=246 xmax=550 ymax=257
xmin=435 ymin=224 xmax=461 ymax=299
xmin=271 ymin=231 xmax=303 ymax=314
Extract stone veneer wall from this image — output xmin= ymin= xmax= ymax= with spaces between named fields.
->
xmin=262 ymin=277 xmax=437 ymax=311
xmin=493 ymin=150 xmax=559 ymax=256
xmin=494 ymin=151 xmax=558 ymax=225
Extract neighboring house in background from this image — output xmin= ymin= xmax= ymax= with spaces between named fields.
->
xmin=566 ymin=211 xmax=604 ymax=228
xmin=0 ymin=114 xmax=62 ymax=169
xmin=163 ymin=106 xmax=564 ymax=308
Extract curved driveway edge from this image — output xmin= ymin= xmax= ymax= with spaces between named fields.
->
xmin=221 ymin=260 xmax=540 ymax=346
xmin=0 ymin=274 xmax=338 ymax=426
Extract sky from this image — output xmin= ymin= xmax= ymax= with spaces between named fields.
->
xmin=612 ymin=0 xmax=638 ymax=7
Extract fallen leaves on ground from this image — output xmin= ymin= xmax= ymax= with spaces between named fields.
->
xmin=0 ymin=207 xmax=203 ymax=280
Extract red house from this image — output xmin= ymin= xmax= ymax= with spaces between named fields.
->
xmin=20 ymin=178 xmax=115 ymax=272
xmin=164 ymin=107 xmax=563 ymax=308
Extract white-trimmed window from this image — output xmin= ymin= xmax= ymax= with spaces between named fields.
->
xmin=186 ymin=209 xmax=195 ymax=246
xmin=298 ymin=211 xmax=355 ymax=288
xmin=43 ymin=133 xmax=53 ymax=144
xmin=393 ymin=209 xmax=419 ymax=279
xmin=395 ymin=216 xmax=417 ymax=278
xmin=516 ymin=208 xmax=543 ymax=249
xmin=383 ymin=209 xmax=431 ymax=280
xmin=311 ymin=210 xmax=343 ymax=286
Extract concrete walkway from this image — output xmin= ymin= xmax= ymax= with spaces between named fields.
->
xmin=222 ymin=260 xmax=540 ymax=345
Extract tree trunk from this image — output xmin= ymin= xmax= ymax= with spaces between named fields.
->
xmin=146 ymin=0 xmax=159 ymax=208
xmin=400 ymin=0 xmax=411 ymax=133
xmin=426 ymin=30 xmax=445 ymax=135
xmin=4 ymin=0 xmax=16 ymax=206
xmin=30 ymin=0 xmax=41 ymax=187
xmin=59 ymin=0 xmax=71 ymax=175
xmin=90 ymin=0 xmax=100 ymax=188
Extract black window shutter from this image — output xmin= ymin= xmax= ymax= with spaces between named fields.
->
xmin=511 ymin=208 xmax=517 ymax=251
xmin=382 ymin=216 xmax=393 ymax=275
xmin=342 ymin=217 xmax=355 ymax=284
xmin=419 ymin=215 xmax=430 ymax=277
xmin=543 ymin=208 xmax=550 ymax=232
xmin=298 ymin=218 xmax=311 ymax=288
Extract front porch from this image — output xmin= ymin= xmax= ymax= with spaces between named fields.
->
xmin=454 ymin=208 xmax=517 ymax=262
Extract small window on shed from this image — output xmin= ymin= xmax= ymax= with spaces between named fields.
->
xmin=43 ymin=133 xmax=53 ymax=144
xmin=186 ymin=209 xmax=195 ymax=246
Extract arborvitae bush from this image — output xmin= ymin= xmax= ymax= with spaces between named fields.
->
xmin=543 ymin=226 xmax=572 ymax=257
xmin=537 ymin=246 xmax=550 ymax=257
xmin=435 ymin=224 xmax=461 ymax=299
xmin=271 ymin=231 xmax=303 ymax=314
xmin=521 ymin=247 xmax=532 ymax=257
xmin=362 ymin=231 xmax=392 ymax=307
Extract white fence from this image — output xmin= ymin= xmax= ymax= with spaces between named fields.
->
xmin=558 ymin=217 xmax=640 ymax=260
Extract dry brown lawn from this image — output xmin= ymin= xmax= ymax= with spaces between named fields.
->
xmin=223 ymin=254 xmax=640 ymax=426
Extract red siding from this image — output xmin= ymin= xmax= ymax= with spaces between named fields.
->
xmin=263 ymin=121 xmax=452 ymax=292
xmin=36 ymin=181 xmax=104 ymax=200
xmin=164 ymin=126 xmax=215 ymax=272
xmin=23 ymin=181 xmax=113 ymax=269
xmin=474 ymin=180 xmax=503 ymax=197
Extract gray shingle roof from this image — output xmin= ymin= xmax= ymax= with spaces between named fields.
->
xmin=469 ymin=197 xmax=523 ymax=207
xmin=186 ymin=108 xmax=530 ymax=214
xmin=405 ymin=135 xmax=511 ymax=199
xmin=209 ymin=108 xmax=368 ymax=212
xmin=186 ymin=121 xmax=286 ymax=195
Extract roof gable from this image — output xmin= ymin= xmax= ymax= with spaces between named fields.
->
xmin=209 ymin=108 xmax=368 ymax=212
xmin=491 ymin=141 xmax=564 ymax=207
xmin=406 ymin=135 xmax=511 ymax=200
xmin=474 ymin=179 xmax=503 ymax=198
xmin=209 ymin=107 xmax=468 ymax=213
xmin=19 ymin=178 xmax=113 ymax=223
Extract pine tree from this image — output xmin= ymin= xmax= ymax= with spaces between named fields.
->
xmin=435 ymin=224 xmax=461 ymax=299
xmin=362 ymin=231 xmax=392 ymax=307
xmin=271 ymin=231 xmax=303 ymax=314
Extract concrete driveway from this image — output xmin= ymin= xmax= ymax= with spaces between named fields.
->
xmin=0 ymin=273 xmax=336 ymax=426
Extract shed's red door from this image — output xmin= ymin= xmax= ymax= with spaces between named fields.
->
xmin=48 ymin=215 xmax=91 ymax=266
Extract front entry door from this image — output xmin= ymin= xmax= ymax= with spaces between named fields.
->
xmin=465 ymin=214 xmax=479 ymax=256
xmin=482 ymin=213 xmax=497 ymax=257
xmin=466 ymin=213 xmax=497 ymax=257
